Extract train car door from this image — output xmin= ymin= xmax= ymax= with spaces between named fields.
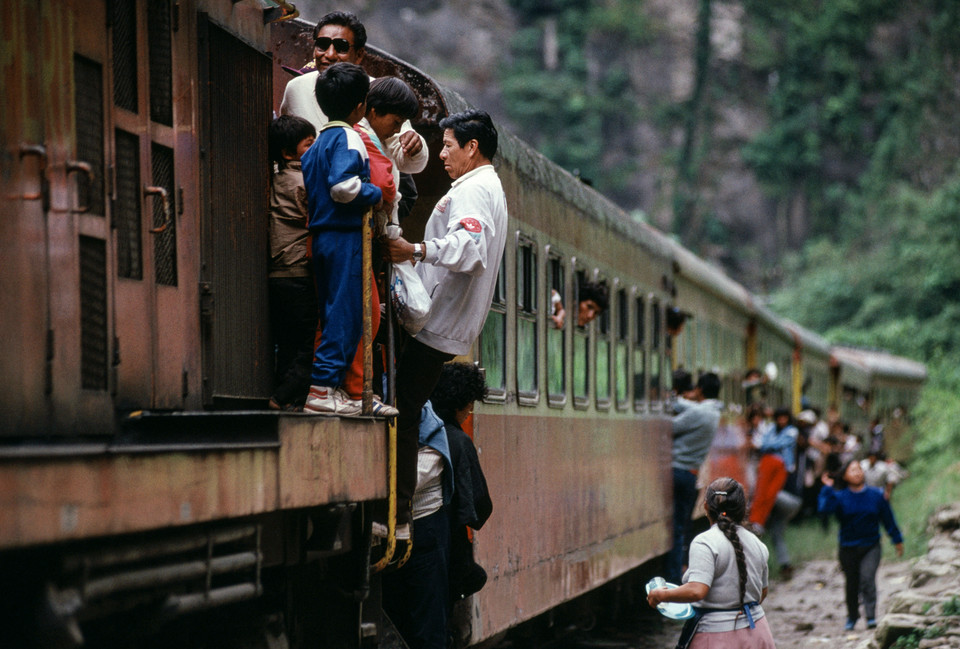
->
xmin=106 ymin=0 xmax=195 ymax=412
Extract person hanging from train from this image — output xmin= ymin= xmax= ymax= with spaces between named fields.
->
xmin=381 ymin=361 xmax=492 ymax=649
xmin=354 ymin=77 xmax=421 ymax=241
xmin=549 ymin=278 xmax=608 ymax=329
xmin=299 ymin=62 xmax=396 ymax=416
xmin=667 ymin=372 xmax=723 ymax=585
xmin=384 ymin=110 xmax=508 ymax=541
xmin=648 ymin=478 xmax=777 ymax=649
xmin=279 ymin=11 xmax=428 ymax=220
xmin=746 ymin=407 xmax=798 ymax=535
xmin=266 ymin=115 xmax=318 ymax=411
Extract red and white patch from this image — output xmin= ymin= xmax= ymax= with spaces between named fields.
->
xmin=435 ymin=196 xmax=451 ymax=214
xmin=460 ymin=218 xmax=482 ymax=233
xmin=458 ymin=217 xmax=483 ymax=242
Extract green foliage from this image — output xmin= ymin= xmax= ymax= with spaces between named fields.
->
xmin=500 ymin=1 xmax=646 ymax=192
xmin=942 ymin=596 xmax=960 ymax=616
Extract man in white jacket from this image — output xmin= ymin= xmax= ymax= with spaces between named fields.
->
xmin=385 ymin=110 xmax=507 ymax=537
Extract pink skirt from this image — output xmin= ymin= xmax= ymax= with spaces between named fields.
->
xmin=688 ymin=616 xmax=776 ymax=649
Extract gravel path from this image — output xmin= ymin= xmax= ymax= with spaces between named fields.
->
xmin=537 ymin=557 xmax=913 ymax=649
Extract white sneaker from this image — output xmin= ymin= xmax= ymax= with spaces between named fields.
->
xmin=303 ymin=385 xmax=361 ymax=416
xmin=303 ymin=385 xmax=338 ymax=414
xmin=334 ymin=389 xmax=362 ymax=416
xmin=371 ymin=397 xmax=399 ymax=417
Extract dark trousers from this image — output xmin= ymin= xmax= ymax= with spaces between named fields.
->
xmin=839 ymin=542 xmax=882 ymax=622
xmin=268 ymin=276 xmax=318 ymax=406
xmin=382 ymin=507 xmax=451 ymax=649
xmin=394 ymin=336 xmax=453 ymax=524
xmin=666 ymin=467 xmax=699 ymax=584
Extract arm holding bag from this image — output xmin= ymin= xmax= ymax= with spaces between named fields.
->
xmin=390 ymin=261 xmax=432 ymax=334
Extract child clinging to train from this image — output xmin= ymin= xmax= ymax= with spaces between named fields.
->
xmin=267 ymin=115 xmax=317 ymax=411
xmin=300 ymin=62 xmax=393 ymax=416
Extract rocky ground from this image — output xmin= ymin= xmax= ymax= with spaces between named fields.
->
xmin=539 ymin=503 xmax=960 ymax=649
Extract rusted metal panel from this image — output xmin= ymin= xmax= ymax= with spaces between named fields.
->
xmin=277 ymin=416 xmax=387 ymax=508
xmin=469 ymin=412 xmax=672 ymax=643
xmin=0 ymin=448 xmax=278 ymax=548
xmin=0 ymin=415 xmax=387 ymax=549
xmin=0 ymin=0 xmax=52 ymax=436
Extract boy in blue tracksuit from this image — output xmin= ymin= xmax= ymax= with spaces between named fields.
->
xmin=300 ymin=62 xmax=382 ymax=415
xmin=819 ymin=458 xmax=904 ymax=631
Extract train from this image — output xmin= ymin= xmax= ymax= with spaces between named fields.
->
xmin=0 ymin=2 xmax=926 ymax=648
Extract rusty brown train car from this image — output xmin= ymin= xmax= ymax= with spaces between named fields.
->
xmin=1 ymin=3 xmax=925 ymax=648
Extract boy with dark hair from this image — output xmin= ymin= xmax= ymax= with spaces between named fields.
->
xmin=300 ymin=63 xmax=388 ymax=416
xmin=355 ymin=77 xmax=420 ymax=239
xmin=267 ymin=115 xmax=317 ymax=411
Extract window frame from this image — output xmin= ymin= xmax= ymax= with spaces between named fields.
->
xmin=515 ymin=231 xmax=539 ymax=406
xmin=545 ymin=245 xmax=567 ymax=408
xmin=479 ymin=253 xmax=508 ymax=404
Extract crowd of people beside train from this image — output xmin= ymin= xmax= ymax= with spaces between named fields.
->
xmin=657 ymin=365 xmax=907 ymax=646
xmin=265 ymin=10 xmax=510 ymax=648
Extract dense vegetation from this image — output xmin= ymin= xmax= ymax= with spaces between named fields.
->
xmin=501 ymin=0 xmax=960 ymax=537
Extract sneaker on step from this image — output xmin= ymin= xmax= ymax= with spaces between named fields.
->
xmin=333 ymin=389 xmax=362 ymax=416
xmin=866 ymin=619 xmax=877 ymax=629
xmin=371 ymin=397 xmax=399 ymax=417
xmin=844 ymin=619 xmax=857 ymax=631
xmin=303 ymin=385 xmax=338 ymax=414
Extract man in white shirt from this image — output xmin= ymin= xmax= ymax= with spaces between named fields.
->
xmin=279 ymin=11 xmax=428 ymax=177
xmin=385 ymin=110 xmax=507 ymax=537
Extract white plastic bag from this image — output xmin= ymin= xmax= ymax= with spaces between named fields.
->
xmin=390 ymin=261 xmax=431 ymax=334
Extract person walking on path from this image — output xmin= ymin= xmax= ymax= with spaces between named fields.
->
xmin=818 ymin=458 xmax=904 ymax=631
xmin=648 ymin=477 xmax=776 ymax=649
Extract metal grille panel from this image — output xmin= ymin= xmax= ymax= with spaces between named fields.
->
xmin=112 ymin=0 xmax=138 ymax=112
xmin=151 ymin=144 xmax=177 ymax=286
xmin=201 ymin=21 xmax=272 ymax=401
xmin=147 ymin=0 xmax=173 ymax=126
xmin=80 ymin=236 xmax=109 ymax=390
xmin=115 ymin=130 xmax=142 ymax=279
xmin=74 ymin=55 xmax=105 ymax=216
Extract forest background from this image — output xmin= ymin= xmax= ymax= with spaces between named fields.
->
xmin=296 ymin=0 xmax=960 ymax=543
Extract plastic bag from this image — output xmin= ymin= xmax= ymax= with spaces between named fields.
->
xmin=390 ymin=261 xmax=431 ymax=334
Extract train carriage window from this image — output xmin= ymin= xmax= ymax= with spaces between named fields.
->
xmin=633 ymin=294 xmax=646 ymax=410
xmin=546 ymin=252 xmax=566 ymax=406
xmin=112 ymin=0 xmax=138 ymax=112
xmin=74 ymin=55 xmax=105 ymax=217
xmin=114 ymin=129 xmax=143 ymax=279
xmin=650 ymin=298 xmax=663 ymax=409
xmin=595 ymin=278 xmax=611 ymax=409
xmin=480 ymin=254 xmax=507 ymax=400
xmin=573 ymin=267 xmax=589 ymax=407
xmin=152 ymin=144 xmax=177 ymax=285
xmin=147 ymin=0 xmax=174 ymax=126
xmin=516 ymin=235 xmax=538 ymax=404
xmin=615 ymin=286 xmax=629 ymax=410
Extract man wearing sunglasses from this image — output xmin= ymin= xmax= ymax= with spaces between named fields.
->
xmin=280 ymin=11 xmax=427 ymax=175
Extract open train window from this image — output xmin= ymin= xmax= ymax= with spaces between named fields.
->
xmin=650 ymin=298 xmax=663 ymax=411
xmin=633 ymin=294 xmax=646 ymax=411
xmin=516 ymin=234 xmax=538 ymax=405
xmin=615 ymin=285 xmax=630 ymax=410
xmin=480 ymin=254 xmax=507 ymax=402
xmin=546 ymin=249 xmax=566 ymax=407
xmin=595 ymin=277 xmax=611 ymax=410
xmin=572 ymin=266 xmax=589 ymax=408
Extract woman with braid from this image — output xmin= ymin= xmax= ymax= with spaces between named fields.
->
xmin=648 ymin=478 xmax=776 ymax=649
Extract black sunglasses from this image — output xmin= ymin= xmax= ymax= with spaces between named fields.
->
xmin=314 ymin=37 xmax=352 ymax=54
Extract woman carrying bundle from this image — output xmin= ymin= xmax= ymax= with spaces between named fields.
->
xmin=648 ymin=477 xmax=776 ymax=649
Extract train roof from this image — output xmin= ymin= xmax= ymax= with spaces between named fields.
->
xmin=832 ymin=346 xmax=928 ymax=385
